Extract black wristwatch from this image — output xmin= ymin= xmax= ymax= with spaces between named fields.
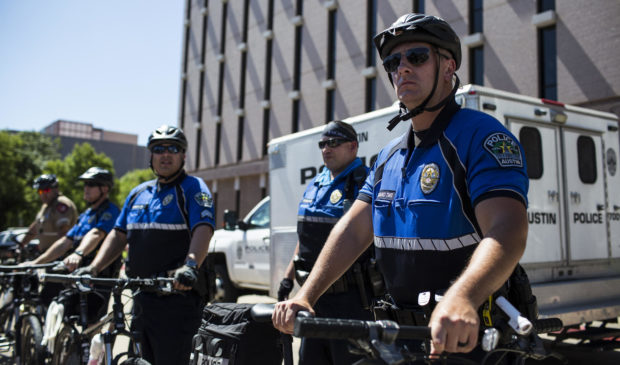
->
xmin=74 ymin=250 xmax=84 ymax=257
xmin=184 ymin=259 xmax=198 ymax=269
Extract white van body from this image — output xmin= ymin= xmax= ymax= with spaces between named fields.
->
xmin=267 ymin=84 xmax=620 ymax=327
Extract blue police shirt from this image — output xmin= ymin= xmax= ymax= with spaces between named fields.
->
xmin=358 ymin=104 xmax=528 ymax=306
xmin=66 ymin=200 xmax=120 ymax=248
xmin=115 ymin=172 xmax=215 ymax=278
xmin=297 ymin=157 xmax=368 ymax=264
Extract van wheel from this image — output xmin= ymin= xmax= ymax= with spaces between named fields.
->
xmin=213 ymin=263 xmax=239 ymax=303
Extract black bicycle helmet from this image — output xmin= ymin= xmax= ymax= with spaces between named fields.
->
xmin=374 ymin=13 xmax=461 ymax=70
xmin=78 ymin=167 xmax=114 ymax=188
xmin=147 ymin=125 xmax=188 ymax=151
xmin=32 ymin=174 xmax=58 ymax=189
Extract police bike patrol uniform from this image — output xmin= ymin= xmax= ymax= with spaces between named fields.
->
xmin=357 ymin=99 xmax=530 ymax=363
xmin=295 ymin=156 xmax=379 ymax=365
xmin=115 ymin=171 xmax=215 ymax=363
xmin=52 ymin=199 xmax=122 ymax=322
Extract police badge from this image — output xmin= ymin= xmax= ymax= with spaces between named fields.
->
xmin=330 ymin=189 xmax=342 ymax=204
xmin=420 ymin=163 xmax=440 ymax=194
xmin=162 ymin=194 xmax=174 ymax=206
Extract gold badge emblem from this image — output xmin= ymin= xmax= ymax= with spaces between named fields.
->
xmin=330 ymin=189 xmax=343 ymax=204
xmin=420 ymin=163 xmax=440 ymax=194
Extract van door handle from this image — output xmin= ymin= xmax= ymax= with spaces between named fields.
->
xmin=614 ymin=205 xmax=620 ymax=211
xmin=597 ymin=204 xmax=605 ymax=211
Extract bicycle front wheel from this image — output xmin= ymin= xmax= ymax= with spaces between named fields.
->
xmin=52 ymin=324 xmax=80 ymax=365
xmin=20 ymin=314 xmax=46 ymax=365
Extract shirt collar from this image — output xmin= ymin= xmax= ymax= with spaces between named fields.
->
xmin=393 ymin=98 xmax=461 ymax=151
xmin=316 ymin=157 xmax=363 ymax=186
xmin=157 ymin=170 xmax=187 ymax=191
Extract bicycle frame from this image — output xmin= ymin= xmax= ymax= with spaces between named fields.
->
xmin=40 ymin=273 xmax=175 ymax=365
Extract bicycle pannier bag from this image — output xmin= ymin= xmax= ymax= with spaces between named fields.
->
xmin=190 ymin=303 xmax=282 ymax=365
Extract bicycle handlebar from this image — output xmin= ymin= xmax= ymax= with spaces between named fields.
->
xmin=294 ymin=316 xmax=431 ymax=341
xmin=39 ymin=273 xmax=175 ymax=291
xmin=0 ymin=261 xmax=63 ymax=271
xmin=294 ymin=316 xmax=562 ymax=341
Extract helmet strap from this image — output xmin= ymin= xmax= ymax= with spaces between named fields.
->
xmin=386 ymin=49 xmax=460 ymax=131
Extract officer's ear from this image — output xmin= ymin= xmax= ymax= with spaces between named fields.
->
xmin=442 ymin=57 xmax=456 ymax=82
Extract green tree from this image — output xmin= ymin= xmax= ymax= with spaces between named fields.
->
xmin=115 ymin=168 xmax=155 ymax=205
xmin=45 ymin=143 xmax=116 ymax=212
xmin=0 ymin=131 xmax=60 ymax=229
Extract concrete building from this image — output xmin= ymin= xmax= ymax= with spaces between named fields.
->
xmin=43 ymin=120 xmax=149 ymax=177
xmin=178 ymin=0 xmax=620 ymax=226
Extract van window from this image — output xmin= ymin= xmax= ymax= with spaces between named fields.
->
xmin=577 ymin=136 xmax=597 ymax=184
xmin=248 ymin=201 xmax=270 ymax=228
xmin=519 ymin=127 xmax=543 ymax=179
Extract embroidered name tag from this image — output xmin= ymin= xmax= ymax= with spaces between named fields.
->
xmin=377 ymin=190 xmax=395 ymax=201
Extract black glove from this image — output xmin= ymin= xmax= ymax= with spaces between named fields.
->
xmin=277 ymin=278 xmax=294 ymax=301
xmin=174 ymin=264 xmax=199 ymax=287
xmin=73 ymin=265 xmax=98 ymax=277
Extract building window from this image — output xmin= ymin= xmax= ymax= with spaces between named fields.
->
xmin=469 ymin=46 xmax=484 ymax=85
xmin=365 ymin=0 xmax=377 ymax=113
xmin=468 ymin=0 xmax=483 ymax=85
xmin=577 ymin=136 xmax=597 ymax=184
xmin=196 ymin=0 xmax=209 ymax=167
xmin=180 ymin=2 xmax=192 ymax=129
xmin=412 ymin=0 xmax=425 ymax=13
xmin=519 ymin=127 xmax=543 ymax=179
xmin=325 ymin=8 xmax=337 ymax=122
xmin=262 ymin=0 xmax=275 ymax=157
xmin=469 ymin=0 xmax=483 ymax=34
xmin=537 ymin=0 xmax=556 ymax=100
xmin=292 ymin=0 xmax=303 ymax=133
xmin=236 ymin=0 xmax=250 ymax=162
xmin=215 ymin=2 xmax=228 ymax=165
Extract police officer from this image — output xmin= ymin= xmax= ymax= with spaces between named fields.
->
xmin=78 ymin=125 xmax=215 ymax=364
xmin=273 ymin=13 xmax=529 ymax=361
xmin=278 ymin=121 xmax=373 ymax=365
xmin=24 ymin=167 xmax=121 ymax=319
xmin=21 ymin=174 xmax=78 ymax=253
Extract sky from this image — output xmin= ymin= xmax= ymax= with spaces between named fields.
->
xmin=0 ymin=1 xmax=185 ymax=146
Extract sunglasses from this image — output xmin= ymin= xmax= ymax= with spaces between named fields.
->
xmin=84 ymin=181 xmax=101 ymax=188
xmin=382 ymin=47 xmax=431 ymax=73
xmin=318 ymin=138 xmax=349 ymax=149
xmin=152 ymin=145 xmax=181 ymax=154
xmin=37 ymin=188 xmax=52 ymax=195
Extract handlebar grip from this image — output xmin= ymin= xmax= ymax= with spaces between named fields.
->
xmin=534 ymin=318 xmax=563 ymax=333
xmin=396 ymin=325 xmax=431 ymax=340
xmin=294 ymin=317 xmax=369 ymax=339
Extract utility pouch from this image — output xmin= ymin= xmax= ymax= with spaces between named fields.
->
xmin=365 ymin=258 xmax=386 ymax=297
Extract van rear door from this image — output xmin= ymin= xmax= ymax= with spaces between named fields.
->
xmin=509 ymin=119 xmax=565 ymax=264
xmin=562 ymin=129 xmax=608 ymax=261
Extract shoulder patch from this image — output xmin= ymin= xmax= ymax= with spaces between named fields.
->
xmin=101 ymin=212 xmax=113 ymax=221
xmin=56 ymin=203 xmax=68 ymax=213
xmin=483 ymin=132 xmax=523 ymax=167
xmin=194 ymin=192 xmax=213 ymax=208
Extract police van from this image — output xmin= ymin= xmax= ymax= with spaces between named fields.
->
xmin=267 ymin=84 xmax=620 ymax=328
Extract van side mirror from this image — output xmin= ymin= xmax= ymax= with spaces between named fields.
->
xmin=237 ymin=220 xmax=249 ymax=231
xmin=223 ymin=210 xmax=238 ymax=230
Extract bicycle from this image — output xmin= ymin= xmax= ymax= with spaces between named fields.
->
xmin=252 ymin=296 xmax=566 ymax=365
xmin=0 ymin=261 xmax=61 ymax=365
xmin=39 ymin=273 xmax=176 ymax=365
